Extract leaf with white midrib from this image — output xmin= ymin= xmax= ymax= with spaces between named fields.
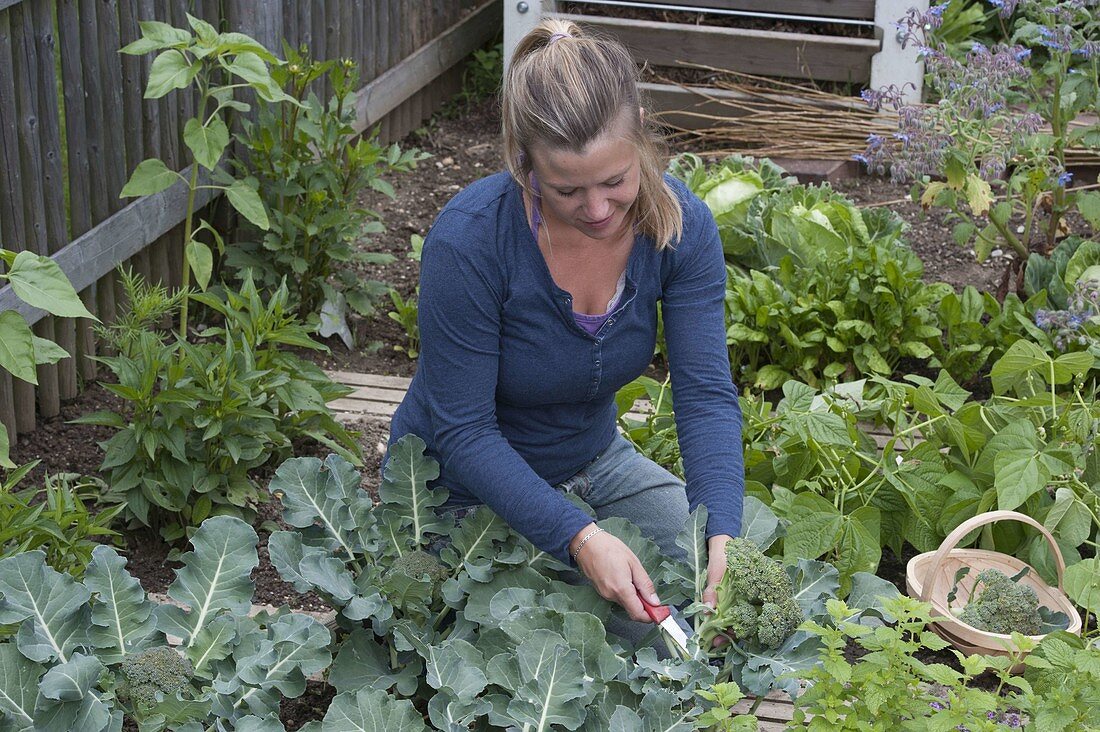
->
xmin=83 ymin=545 xmax=159 ymax=662
xmin=269 ymin=455 xmax=361 ymax=560
xmin=0 ymin=642 xmax=43 ymax=729
xmin=322 ymin=687 xmax=428 ymax=731
xmin=505 ymin=631 xmax=587 ymax=731
xmin=0 ymin=551 xmax=90 ymax=663
xmin=230 ymin=614 xmax=332 ymax=715
xmin=378 ymin=435 xmax=447 ymax=548
xmin=154 ymin=517 xmax=257 ymax=647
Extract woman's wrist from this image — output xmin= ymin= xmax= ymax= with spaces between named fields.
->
xmin=569 ymin=522 xmax=600 ymax=560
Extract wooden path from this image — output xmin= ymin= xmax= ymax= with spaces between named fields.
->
xmin=325 ymin=369 xmax=800 ymax=728
xmin=326 ymin=370 xmax=411 ymax=421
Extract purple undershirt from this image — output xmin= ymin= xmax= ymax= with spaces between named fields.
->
xmin=528 ymin=180 xmax=622 ymax=335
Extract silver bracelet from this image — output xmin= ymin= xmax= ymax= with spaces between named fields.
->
xmin=571 ymin=526 xmax=604 ymax=562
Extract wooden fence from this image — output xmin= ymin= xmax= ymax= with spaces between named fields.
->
xmin=0 ymin=0 xmax=501 ymax=445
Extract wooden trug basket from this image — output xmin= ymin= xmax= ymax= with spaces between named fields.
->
xmin=906 ymin=510 xmax=1082 ymax=659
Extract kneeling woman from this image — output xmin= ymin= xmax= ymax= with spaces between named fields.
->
xmin=386 ymin=18 xmax=745 ymax=634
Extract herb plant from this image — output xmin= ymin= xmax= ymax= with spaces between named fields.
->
xmin=387 ymin=286 xmax=420 ymax=359
xmin=0 ymin=464 xmax=122 ymax=578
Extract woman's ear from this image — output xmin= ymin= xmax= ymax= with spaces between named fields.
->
xmin=638 ymin=106 xmax=645 ymax=125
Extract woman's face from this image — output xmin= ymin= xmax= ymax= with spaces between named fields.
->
xmin=528 ymin=112 xmax=641 ymax=241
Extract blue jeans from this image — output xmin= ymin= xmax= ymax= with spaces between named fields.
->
xmin=441 ymin=432 xmax=690 ymax=650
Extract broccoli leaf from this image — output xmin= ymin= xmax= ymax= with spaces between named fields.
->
xmin=378 ymin=434 xmax=448 ymax=549
xmin=83 ymin=545 xmax=160 ymax=663
xmin=0 ymin=551 xmax=90 ymax=664
xmin=155 ymin=516 xmax=258 ymax=649
xmin=0 ymin=642 xmax=44 ymax=730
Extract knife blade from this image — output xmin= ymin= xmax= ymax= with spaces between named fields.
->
xmin=637 ymin=590 xmax=694 ymax=659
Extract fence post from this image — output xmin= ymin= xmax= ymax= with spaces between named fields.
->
xmin=870 ymin=0 xmax=926 ymax=102
xmin=503 ymin=0 xmax=553 ymax=74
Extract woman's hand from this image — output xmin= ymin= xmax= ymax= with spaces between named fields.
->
xmin=703 ymin=533 xmax=732 ymax=610
xmin=570 ymin=522 xmax=658 ymax=623
xmin=702 ymin=533 xmax=732 ymax=647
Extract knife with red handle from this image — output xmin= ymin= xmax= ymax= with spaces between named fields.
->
xmin=637 ymin=590 xmax=694 ymax=658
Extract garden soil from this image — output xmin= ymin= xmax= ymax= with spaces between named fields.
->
xmin=6 ymin=95 xmax=1058 ymax=612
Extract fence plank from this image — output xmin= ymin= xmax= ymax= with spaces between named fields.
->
xmin=0 ymin=10 xmax=24 ymax=439
xmin=118 ymin=0 xmax=151 ymax=283
xmin=296 ymin=0 xmax=311 ymax=51
xmin=31 ymin=0 xmax=76 ymax=405
xmin=556 ymin=12 xmax=880 ymax=83
xmin=77 ymin=0 xmax=123 ymax=326
xmin=0 ymin=169 xmax=221 ymax=323
xmin=8 ymin=4 xmax=42 ymax=432
xmin=354 ymin=0 xmax=502 ymax=135
xmin=57 ymin=0 xmax=98 ymax=382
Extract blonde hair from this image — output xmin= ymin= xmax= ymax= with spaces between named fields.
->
xmin=501 ymin=19 xmax=683 ymax=250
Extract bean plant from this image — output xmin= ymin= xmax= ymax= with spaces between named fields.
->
xmin=0 ymin=249 xmax=96 ymax=467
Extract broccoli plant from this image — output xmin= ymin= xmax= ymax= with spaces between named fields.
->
xmin=652 ymin=502 xmax=902 ymax=702
xmin=954 ymin=568 xmax=1044 ymax=635
xmin=266 ymin=439 xmax=754 ymax=729
xmin=696 ymin=538 xmax=803 ymax=650
xmin=0 ymin=517 xmax=332 ymax=731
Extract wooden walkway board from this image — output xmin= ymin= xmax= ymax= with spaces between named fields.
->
xmin=326 ymin=370 xmax=411 ymax=422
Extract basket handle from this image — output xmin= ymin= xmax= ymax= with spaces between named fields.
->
xmin=919 ymin=510 xmax=1066 ymax=603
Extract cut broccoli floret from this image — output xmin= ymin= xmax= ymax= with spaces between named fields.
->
xmin=958 ymin=569 xmax=1042 ymax=635
xmin=120 ymin=646 xmax=194 ymax=710
xmin=697 ymin=538 xmax=803 ymax=650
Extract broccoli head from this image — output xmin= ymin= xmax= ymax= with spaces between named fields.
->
xmin=697 ymin=538 xmax=803 ymax=650
xmin=957 ymin=569 xmax=1042 ymax=635
xmin=382 ymin=550 xmax=450 ymax=615
xmin=120 ymin=646 xmax=194 ymax=710
xmin=386 ymin=550 xmax=449 ymax=587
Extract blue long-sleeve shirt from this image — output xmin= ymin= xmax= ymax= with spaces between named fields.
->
xmin=388 ymin=172 xmax=744 ymax=564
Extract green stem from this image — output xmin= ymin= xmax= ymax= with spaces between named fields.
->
xmin=1045 ymin=64 xmax=1067 ymax=251
xmin=178 ymin=161 xmax=201 ymax=340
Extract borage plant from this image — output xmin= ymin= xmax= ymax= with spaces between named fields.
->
xmin=857 ymin=0 xmax=1100 ymax=296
